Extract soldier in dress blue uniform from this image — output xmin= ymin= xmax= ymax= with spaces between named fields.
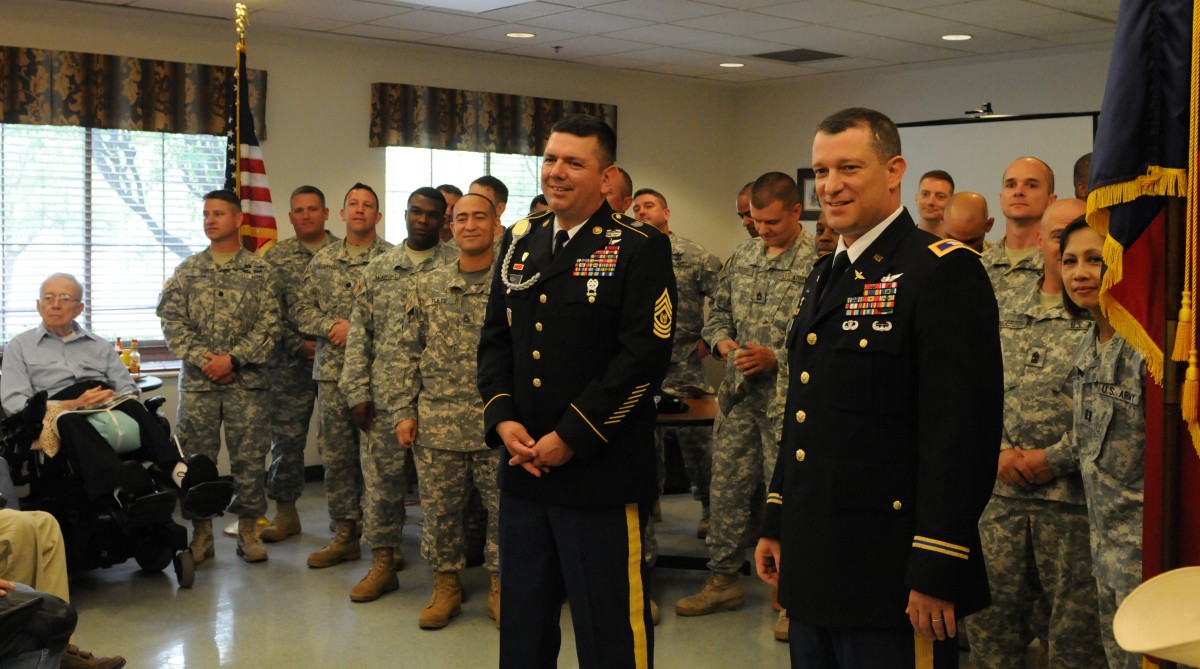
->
xmin=755 ymin=108 xmax=1003 ymax=669
xmin=477 ymin=113 xmax=676 ymax=669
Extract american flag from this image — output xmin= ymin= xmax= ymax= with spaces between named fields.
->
xmin=224 ymin=43 xmax=277 ymax=255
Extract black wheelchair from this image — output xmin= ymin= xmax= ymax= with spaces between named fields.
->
xmin=0 ymin=391 xmax=229 ymax=589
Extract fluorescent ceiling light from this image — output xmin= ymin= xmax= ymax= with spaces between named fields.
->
xmin=719 ymin=62 xmax=745 ymax=68
xmin=506 ymin=32 xmax=536 ymax=38
xmin=942 ymin=34 xmax=973 ymax=41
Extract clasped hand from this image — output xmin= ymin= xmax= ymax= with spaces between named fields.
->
xmin=497 ymin=421 xmax=573 ymax=477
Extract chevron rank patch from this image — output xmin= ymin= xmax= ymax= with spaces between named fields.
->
xmin=928 ymin=238 xmax=977 ymax=256
xmin=653 ymin=288 xmax=673 ymax=339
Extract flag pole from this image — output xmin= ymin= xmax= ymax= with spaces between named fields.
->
xmin=233 ymin=3 xmax=246 ymax=198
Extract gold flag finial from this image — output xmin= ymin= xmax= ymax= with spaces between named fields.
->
xmin=235 ymin=3 xmax=248 ymax=42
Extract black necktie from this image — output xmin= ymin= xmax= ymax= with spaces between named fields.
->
xmin=552 ymin=229 xmax=569 ymax=257
xmin=819 ymin=251 xmax=850 ymax=305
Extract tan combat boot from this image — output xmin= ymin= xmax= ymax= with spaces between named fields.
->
xmin=487 ymin=571 xmax=500 ymax=628
xmin=190 ymin=518 xmax=214 ymax=565
xmin=260 ymin=501 xmax=301 ymax=543
xmin=418 ymin=571 xmax=463 ymax=629
xmin=236 ymin=516 xmax=268 ymax=562
xmin=775 ymin=609 xmax=790 ymax=642
xmin=307 ymin=519 xmax=361 ymax=568
xmin=675 ymin=572 xmax=744 ymax=616
xmin=394 ymin=546 xmax=405 ymax=571
xmin=349 ymin=547 xmax=400 ymax=602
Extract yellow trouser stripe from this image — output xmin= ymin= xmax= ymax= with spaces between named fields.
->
xmin=625 ymin=504 xmax=649 ymax=669
xmin=914 ymin=632 xmax=933 ymax=669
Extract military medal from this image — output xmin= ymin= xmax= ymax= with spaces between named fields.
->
xmin=586 ymin=278 xmax=599 ymax=303
xmin=573 ymin=245 xmax=620 ymax=277
xmin=845 ymin=281 xmax=897 ymax=316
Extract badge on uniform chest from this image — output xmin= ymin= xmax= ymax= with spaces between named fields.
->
xmin=845 ymin=281 xmax=897 ymax=316
xmin=573 ymin=245 xmax=620 ymax=277
xmin=1026 ymin=346 xmax=1045 ymax=367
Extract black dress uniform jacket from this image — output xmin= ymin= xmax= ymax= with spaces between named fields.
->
xmin=762 ymin=210 xmax=1002 ymax=630
xmin=477 ymin=201 xmax=677 ymax=507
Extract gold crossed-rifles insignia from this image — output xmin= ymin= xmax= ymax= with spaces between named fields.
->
xmin=653 ymin=288 xmax=673 ymax=339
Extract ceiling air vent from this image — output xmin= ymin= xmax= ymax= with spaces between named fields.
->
xmin=752 ymin=48 xmax=844 ymax=64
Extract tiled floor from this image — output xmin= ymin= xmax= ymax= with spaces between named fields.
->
xmin=67 ymin=484 xmax=794 ymax=668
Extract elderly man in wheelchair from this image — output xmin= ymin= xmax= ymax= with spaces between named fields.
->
xmin=0 ymin=273 xmax=231 ymax=530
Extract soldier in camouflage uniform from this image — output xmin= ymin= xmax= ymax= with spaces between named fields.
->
xmin=385 ymin=192 xmax=500 ymax=629
xmin=630 ymin=189 xmax=720 ymax=566
xmin=259 ymin=185 xmax=338 ymax=543
xmin=291 ymin=183 xmax=393 ymax=575
xmin=980 ymin=157 xmax=1056 ymax=295
xmin=339 ymin=186 xmax=456 ymax=603
xmin=964 ymin=200 xmax=1105 ymax=669
xmin=1058 ymin=220 xmax=1145 ymax=669
xmin=157 ymin=189 xmax=280 ymax=564
xmin=677 ymin=173 xmax=814 ymax=618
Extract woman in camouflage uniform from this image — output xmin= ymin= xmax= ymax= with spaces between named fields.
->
xmin=1060 ymin=218 xmax=1145 ymax=669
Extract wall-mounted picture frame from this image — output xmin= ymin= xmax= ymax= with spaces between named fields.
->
xmin=797 ymin=168 xmax=820 ymax=221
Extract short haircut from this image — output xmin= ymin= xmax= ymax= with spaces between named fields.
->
xmin=437 ymin=183 xmax=463 ymax=197
xmin=633 ymin=187 xmax=667 ymax=209
xmin=1059 ymin=216 xmax=1095 ymax=319
xmin=290 ymin=185 xmax=326 ymax=208
xmin=738 ymin=181 xmax=753 ymax=197
xmin=529 ymin=193 xmax=548 ymax=213
xmin=750 ymin=171 xmax=800 ymax=210
xmin=550 ymin=113 xmax=617 ymax=166
xmin=471 ymin=175 xmax=509 ymax=204
xmin=1074 ymin=152 xmax=1092 ymax=185
xmin=919 ymin=170 xmax=955 ymax=191
xmin=1006 ymin=157 xmax=1056 ymax=194
xmin=409 ymin=186 xmax=447 ymax=211
xmin=204 ymin=189 xmax=241 ymax=211
xmin=343 ymin=182 xmax=380 ymax=208
xmin=40 ymin=272 xmax=84 ymax=300
xmin=615 ymin=167 xmax=633 ymax=197
xmin=816 ymin=107 xmax=901 ymax=162
xmin=456 ymin=192 xmax=497 ymax=216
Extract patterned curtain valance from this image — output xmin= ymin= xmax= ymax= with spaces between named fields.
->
xmin=369 ymin=82 xmax=617 ymax=156
xmin=0 ymin=45 xmax=267 ymax=138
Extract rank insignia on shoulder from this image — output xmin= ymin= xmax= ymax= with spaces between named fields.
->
xmin=928 ymin=239 xmax=977 ymax=257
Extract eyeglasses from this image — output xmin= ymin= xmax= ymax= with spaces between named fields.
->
xmin=40 ymin=294 xmax=80 ymax=304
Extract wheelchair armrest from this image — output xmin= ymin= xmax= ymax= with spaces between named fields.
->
xmin=144 ymin=396 xmax=168 ymax=415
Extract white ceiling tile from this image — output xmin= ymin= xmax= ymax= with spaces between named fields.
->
xmin=267 ymin=0 xmax=410 ymax=21
xmin=523 ymin=8 xmax=653 ymax=32
xmin=678 ymin=34 xmax=793 ymax=56
xmin=674 ymin=10 xmax=807 ymax=35
xmin=1022 ymin=0 xmax=1119 ymax=20
xmin=823 ymin=11 xmax=969 ymax=41
xmin=369 ymin=8 xmax=501 ymax=32
xmin=128 ymin=0 xmax=240 ymax=19
xmin=417 ymin=32 xmax=518 ymax=49
xmin=754 ymin=0 xmax=897 ymax=23
xmin=697 ymin=0 xmax=795 ymax=9
xmin=981 ymin=9 xmax=1113 ymax=36
xmin=330 ymin=22 xmax=450 ymax=41
xmin=794 ymin=55 xmax=891 ymax=71
xmin=854 ymin=0 xmax=962 ymax=8
xmin=603 ymin=23 xmax=725 ymax=46
xmin=251 ymin=11 xmax=357 ymax=30
xmin=500 ymin=34 xmax=653 ymax=57
xmin=700 ymin=69 xmax=777 ymax=82
xmin=615 ymin=45 xmax=732 ymax=66
xmin=452 ymin=22 xmax=582 ymax=44
xmin=591 ymin=0 xmax=729 ymax=23
xmin=478 ymin=1 xmax=576 ymax=22
xmin=919 ymin=0 xmax=1061 ymax=23
xmin=1039 ymin=25 xmax=1116 ymax=45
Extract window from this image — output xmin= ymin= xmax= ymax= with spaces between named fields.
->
xmin=384 ymin=147 xmax=542 ymax=239
xmin=0 ymin=124 xmax=225 ymax=345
